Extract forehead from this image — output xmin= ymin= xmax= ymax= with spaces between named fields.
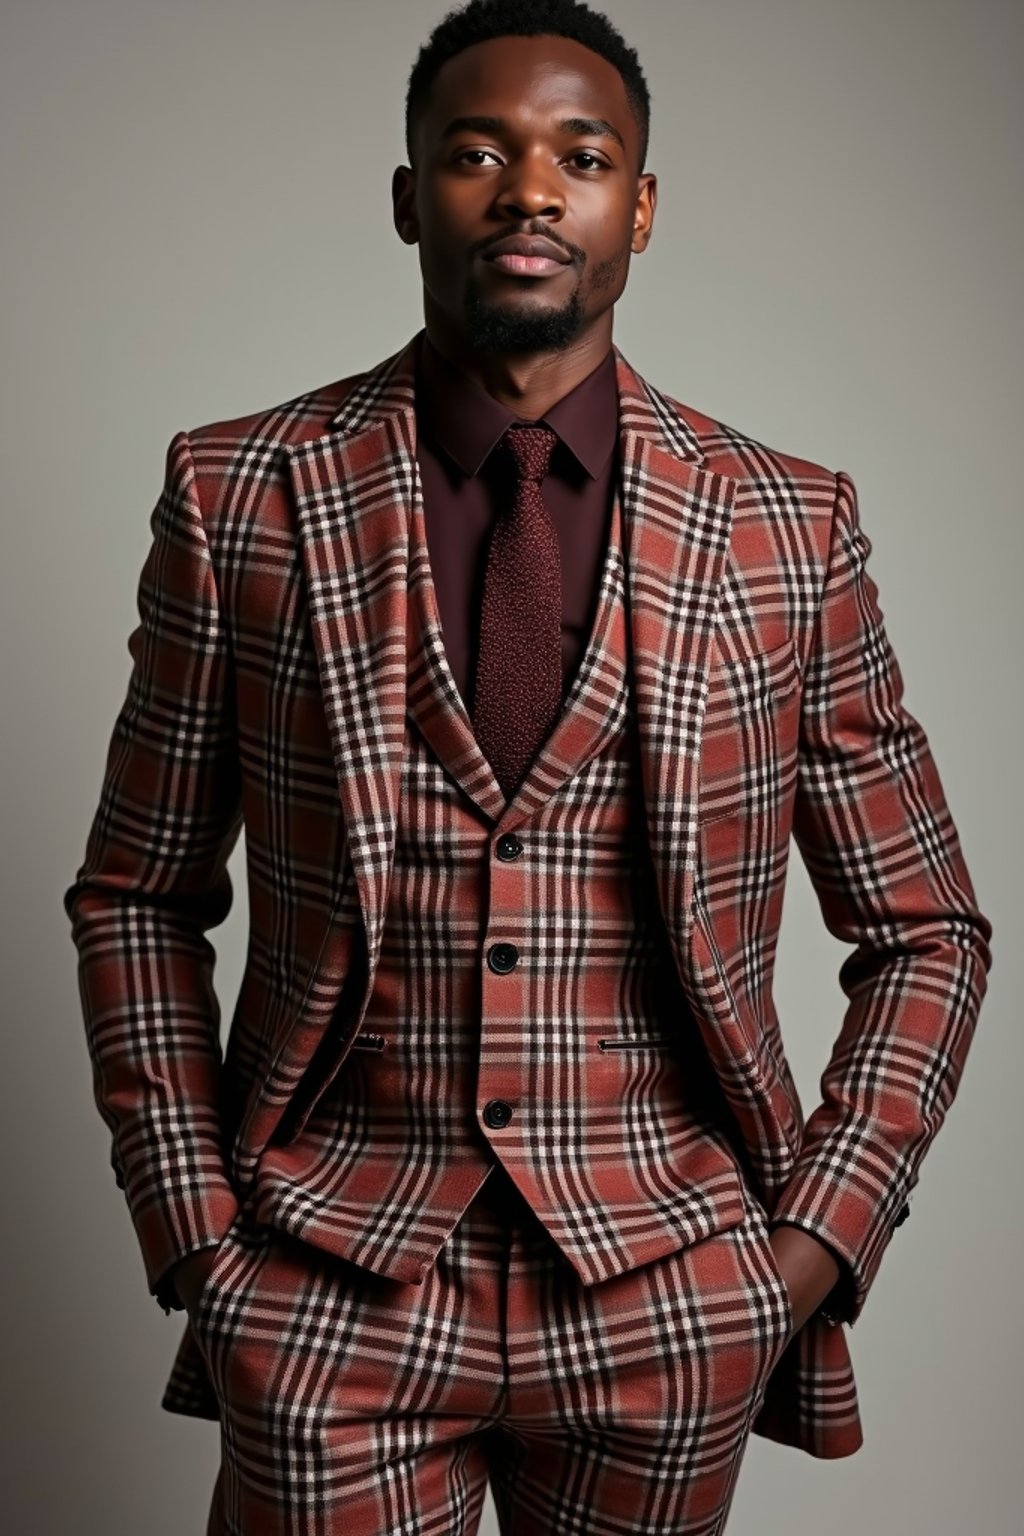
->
xmin=421 ymin=33 xmax=634 ymax=141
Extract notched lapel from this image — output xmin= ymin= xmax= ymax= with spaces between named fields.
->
xmin=614 ymin=357 xmax=736 ymax=979
xmin=284 ymin=341 xmax=422 ymax=975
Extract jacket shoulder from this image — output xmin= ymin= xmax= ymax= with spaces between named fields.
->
xmin=650 ymin=386 xmax=841 ymax=582
xmin=184 ymin=371 xmax=364 ymax=456
xmin=175 ymin=373 xmax=368 ymax=533
xmin=659 ymin=387 xmax=837 ymax=492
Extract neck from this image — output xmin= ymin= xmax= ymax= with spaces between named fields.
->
xmin=422 ymin=306 xmax=614 ymax=420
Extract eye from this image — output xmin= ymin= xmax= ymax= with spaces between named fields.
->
xmin=568 ymin=151 xmax=608 ymax=171
xmin=454 ymin=148 xmax=502 ymax=166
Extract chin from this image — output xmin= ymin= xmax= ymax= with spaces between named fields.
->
xmin=464 ymin=289 xmax=585 ymax=354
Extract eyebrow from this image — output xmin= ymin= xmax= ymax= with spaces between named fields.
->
xmin=440 ymin=114 xmax=626 ymax=153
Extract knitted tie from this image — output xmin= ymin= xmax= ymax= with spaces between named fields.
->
xmin=471 ymin=422 xmax=562 ymax=800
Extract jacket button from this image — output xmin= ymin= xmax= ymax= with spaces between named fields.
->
xmin=894 ymin=1202 xmax=911 ymax=1226
xmin=487 ymin=941 xmax=519 ymax=974
xmin=483 ymin=1099 xmax=514 ymax=1128
xmin=496 ymin=833 xmax=523 ymax=861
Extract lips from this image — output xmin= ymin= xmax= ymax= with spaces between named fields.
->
xmin=480 ymin=234 xmax=573 ymax=279
xmin=482 ymin=234 xmax=572 ymax=264
xmin=486 ymin=253 xmax=568 ymax=276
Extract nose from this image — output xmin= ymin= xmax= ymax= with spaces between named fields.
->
xmin=493 ymin=152 xmax=566 ymax=222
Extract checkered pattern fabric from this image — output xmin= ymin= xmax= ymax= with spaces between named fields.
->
xmin=207 ymin=435 xmax=754 ymax=1289
xmin=195 ymin=1172 xmax=792 ymax=1535
xmin=64 ymin=329 xmax=991 ymax=1463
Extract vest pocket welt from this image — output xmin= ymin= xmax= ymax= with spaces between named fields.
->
xmin=597 ymin=1034 xmax=675 ymax=1051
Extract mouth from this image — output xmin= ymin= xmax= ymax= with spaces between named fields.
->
xmin=479 ymin=234 xmax=574 ymax=279
xmin=480 ymin=252 xmax=572 ymax=278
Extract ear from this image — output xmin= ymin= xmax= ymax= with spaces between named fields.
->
xmin=631 ymin=173 xmax=657 ymax=255
xmin=392 ymin=166 xmax=420 ymax=246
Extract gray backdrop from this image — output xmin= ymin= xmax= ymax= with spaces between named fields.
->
xmin=2 ymin=1 xmax=1020 ymax=1531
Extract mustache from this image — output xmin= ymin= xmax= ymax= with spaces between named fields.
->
xmin=472 ymin=226 xmax=582 ymax=264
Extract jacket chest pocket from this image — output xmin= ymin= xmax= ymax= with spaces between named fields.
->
xmin=697 ymin=638 xmax=802 ymax=828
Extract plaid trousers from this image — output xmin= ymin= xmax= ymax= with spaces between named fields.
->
xmin=195 ymin=1161 xmax=792 ymax=1536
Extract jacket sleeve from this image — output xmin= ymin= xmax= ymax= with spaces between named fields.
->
xmin=63 ymin=430 xmax=243 ymax=1313
xmin=769 ymin=468 xmax=992 ymax=1323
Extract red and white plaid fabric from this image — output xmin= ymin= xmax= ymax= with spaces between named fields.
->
xmin=64 ymin=329 xmax=991 ymax=1461
xmin=194 ymin=1174 xmax=793 ymax=1534
xmin=219 ymin=420 xmax=756 ymax=1287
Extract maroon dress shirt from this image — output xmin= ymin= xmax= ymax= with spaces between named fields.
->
xmin=413 ymin=333 xmax=620 ymax=716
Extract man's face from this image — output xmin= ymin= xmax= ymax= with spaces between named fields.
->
xmin=393 ymin=33 xmax=656 ymax=355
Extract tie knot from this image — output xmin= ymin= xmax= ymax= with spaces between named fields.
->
xmin=502 ymin=422 xmax=558 ymax=482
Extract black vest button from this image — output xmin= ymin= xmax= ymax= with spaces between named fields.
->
xmin=487 ymin=942 xmax=519 ymax=974
xmin=482 ymin=1099 xmax=514 ymax=1128
xmin=495 ymin=833 xmax=523 ymax=861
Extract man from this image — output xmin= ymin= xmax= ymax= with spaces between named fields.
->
xmin=64 ymin=1 xmax=992 ymax=1531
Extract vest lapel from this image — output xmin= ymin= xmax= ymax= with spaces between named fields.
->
xmin=404 ymin=469 xmax=507 ymax=822
xmin=503 ymin=485 xmax=629 ymax=819
xmin=406 ymin=471 xmax=629 ymax=823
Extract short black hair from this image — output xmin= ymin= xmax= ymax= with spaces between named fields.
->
xmin=405 ymin=0 xmax=651 ymax=175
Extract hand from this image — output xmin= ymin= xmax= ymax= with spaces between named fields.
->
xmin=169 ymin=1246 xmax=221 ymax=1321
xmin=767 ymin=1224 xmax=841 ymax=1336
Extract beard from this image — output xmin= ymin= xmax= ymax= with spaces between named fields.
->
xmin=462 ymin=275 xmax=587 ymax=355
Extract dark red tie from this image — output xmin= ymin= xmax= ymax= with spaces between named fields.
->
xmin=471 ymin=422 xmax=562 ymax=800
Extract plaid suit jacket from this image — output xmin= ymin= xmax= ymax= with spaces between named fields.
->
xmin=64 ymin=328 xmax=991 ymax=1457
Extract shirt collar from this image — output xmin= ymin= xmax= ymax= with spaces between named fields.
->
xmin=415 ymin=330 xmax=619 ymax=480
